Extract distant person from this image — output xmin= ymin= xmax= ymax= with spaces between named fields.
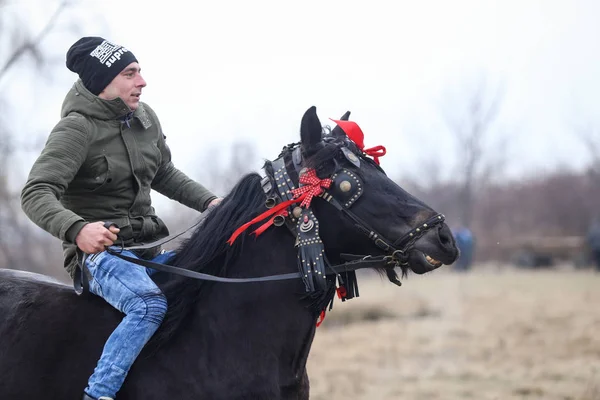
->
xmin=587 ymin=217 xmax=600 ymax=271
xmin=20 ymin=36 xmax=222 ymax=400
xmin=453 ymin=225 xmax=475 ymax=271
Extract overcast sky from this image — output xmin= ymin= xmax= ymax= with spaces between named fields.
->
xmin=4 ymin=0 xmax=600 ymax=202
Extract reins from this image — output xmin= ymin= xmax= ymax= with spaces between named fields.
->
xmin=75 ymin=215 xmax=388 ymax=294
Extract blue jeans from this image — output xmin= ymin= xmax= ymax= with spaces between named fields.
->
xmin=83 ymin=248 xmax=174 ymax=399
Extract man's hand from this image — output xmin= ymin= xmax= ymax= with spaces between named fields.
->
xmin=207 ymin=197 xmax=223 ymax=209
xmin=75 ymin=221 xmax=120 ymax=254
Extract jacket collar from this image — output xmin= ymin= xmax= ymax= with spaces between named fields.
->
xmin=61 ymin=80 xmax=152 ymax=129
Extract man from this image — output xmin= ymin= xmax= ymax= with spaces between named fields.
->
xmin=453 ymin=225 xmax=474 ymax=271
xmin=587 ymin=216 xmax=600 ymax=271
xmin=20 ymin=36 xmax=221 ymax=400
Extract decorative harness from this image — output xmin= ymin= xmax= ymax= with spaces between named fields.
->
xmin=226 ymin=121 xmax=446 ymax=306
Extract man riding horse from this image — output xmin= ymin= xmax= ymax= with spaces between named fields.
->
xmin=20 ymin=36 xmax=221 ymax=400
xmin=8 ymin=33 xmax=461 ymax=400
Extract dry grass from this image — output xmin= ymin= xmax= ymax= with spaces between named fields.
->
xmin=307 ymin=266 xmax=600 ymax=400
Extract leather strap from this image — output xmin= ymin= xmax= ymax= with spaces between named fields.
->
xmin=105 ymin=247 xmax=303 ymax=283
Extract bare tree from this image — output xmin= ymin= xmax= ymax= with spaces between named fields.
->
xmin=0 ymin=1 xmax=72 ymax=84
xmin=440 ymin=76 xmax=507 ymax=229
xmin=572 ymin=122 xmax=600 ymax=186
xmin=190 ymin=140 xmax=260 ymax=196
xmin=0 ymin=1 xmax=82 ymax=274
xmin=161 ymin=140 xmax=260 ymax=237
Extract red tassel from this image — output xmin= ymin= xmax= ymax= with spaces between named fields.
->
xmin=316 ymin=310 xmax=326 ymax=327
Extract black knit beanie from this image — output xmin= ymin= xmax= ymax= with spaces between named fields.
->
xmin=66 ymin=36 xmax=138 ymax=96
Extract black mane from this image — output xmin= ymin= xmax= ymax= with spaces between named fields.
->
xmin=153 ymin=133 xmax=382 ymax=345
xmin=153 ymin=172 xmax=268 ymax=344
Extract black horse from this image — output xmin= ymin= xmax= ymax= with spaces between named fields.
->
xmin=0 ymin=106 xmax=458 ymax=399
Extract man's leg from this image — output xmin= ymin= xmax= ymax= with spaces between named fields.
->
xmin=145 ymin=249 xmax=175 ymax=277
xmin=83 ymin=249 xmax=168 ymax=399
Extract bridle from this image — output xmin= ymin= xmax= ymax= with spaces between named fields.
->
xmin=260 ymin=141 xmax=446 ymax=292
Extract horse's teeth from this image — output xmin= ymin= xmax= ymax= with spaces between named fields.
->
xmin=425 ymin=254 xmax=441 ymax=266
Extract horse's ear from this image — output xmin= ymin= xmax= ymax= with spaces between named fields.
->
xmin=300 ymin=106 xmax=323 ymax=152
xmin=331 ymin=111 xmax=351 ymax=138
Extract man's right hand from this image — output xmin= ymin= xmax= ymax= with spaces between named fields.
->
xmin=75 ymin=221 xmax=120 ymax=254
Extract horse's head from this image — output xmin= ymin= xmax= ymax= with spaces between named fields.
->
xmin=286 ymin=106 xmax=458 ymax=280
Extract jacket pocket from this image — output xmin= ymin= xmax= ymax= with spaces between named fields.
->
xmin=73 ymin=154 xmax=112 ymax=192
xmin=90 ymin=155 xmax=112 ymax=192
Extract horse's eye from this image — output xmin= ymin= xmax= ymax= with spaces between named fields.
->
xmin=315 ymin=160 xmax=336 ymax=178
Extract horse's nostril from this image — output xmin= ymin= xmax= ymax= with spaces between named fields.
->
xmin=438 ymin=226 xmax=454 ymax=247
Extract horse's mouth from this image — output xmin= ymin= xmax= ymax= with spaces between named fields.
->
xmin=408 ymin=250 xmax=445 ymax=274
xmin=425 ymin=254 xmax=443 ymax=268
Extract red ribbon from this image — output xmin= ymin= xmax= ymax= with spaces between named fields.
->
xmin=316 ymin=310 xmax=326 ymax=327
xmin=227 ymin=196 xmax=302 ymax=245
xmin=291 ymin=169 xmax=332 ymax=208
xmin=252 ymin=209 xmax=288 ymax=237
xmin=330 ymin=118 xmax=387 ymax=165
xmin=363 ymin=145 xmax=386 ymax=165
xmin=227 ymin=168 xmax=331 ymax=245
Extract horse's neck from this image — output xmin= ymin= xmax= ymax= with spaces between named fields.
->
xmin=184 ymin=228 xmax=316 ymax=380
xmin=229 ymin=228 xmax=298 ymax=276
xmin=198 ymin=227 xmax=303 ymax=306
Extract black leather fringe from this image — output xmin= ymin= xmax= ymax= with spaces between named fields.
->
xmin=297 ymin=241 xmax=328 ymax=292
xmin=336 ymin=270 xmax=359 ymax=301
xmin=296 ymin=209 xmax=328 ymax=292
xmin=300 ymin=275 xmax=336 ymax=316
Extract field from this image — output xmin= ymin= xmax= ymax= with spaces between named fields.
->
xmin=307 ymin=266 xmax=600 ymax=400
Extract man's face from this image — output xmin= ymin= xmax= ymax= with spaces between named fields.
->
xmin=99 ymin=62 xmax=146 ymax=111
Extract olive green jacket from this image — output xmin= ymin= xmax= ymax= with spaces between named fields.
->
xmin=21 ymin=80 xmax=217 ymax=278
